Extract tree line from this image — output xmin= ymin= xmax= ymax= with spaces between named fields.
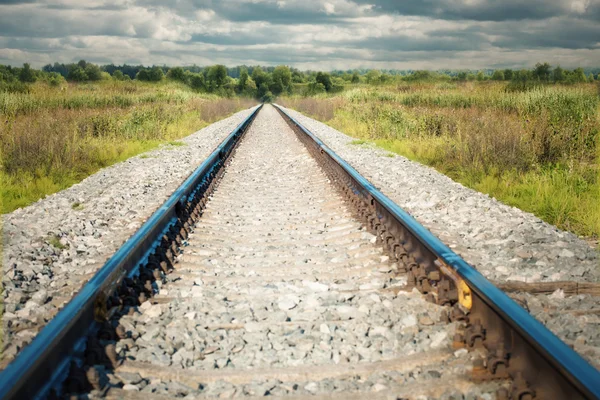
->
xmin=1 ymin=61 xmax=597 ymax=99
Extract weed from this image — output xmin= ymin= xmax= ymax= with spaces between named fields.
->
xmin=0 ymin=82 xmax=256 ymax=213
xmin=71 ymin=202 xmax=84 ymax=210
xmin=167 ymin=141 xmax=186 ymax=147
xmin=48 ymin=234 xmax=67 ymax=250
xmin=350 ymin=139 xmax=367 ymax=145
xmin=280 ymin=82 xmax=600 ymax=238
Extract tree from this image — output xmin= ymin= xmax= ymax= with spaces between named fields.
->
xmin=189 ymin=73 xmax=205 ymax=90
xmin=84 ymin=63 xmax=102 ymax=81
xmin=207 ymin=65 xmax=227 ymax=90
xmin=365 ymin=69 xmax=381 ymax=84
xmin=315 ymin=72 xmax=333 ymax=91
xmin=572 ymin=67 xmax=586 ymax=83
xmin=112 ymin=70 xmax=125 ymax=81
xmin=271 ymin=65 xmax=292 ymax=95
xmin=533 ymin=62 xmax=551 ymax=81
xmin=351 ymin=72 xmax=360 ymax=83
xmin=19 ymin=63 xmax=36 ymax=83
xmin=166 ymin=67 xmax=186 ymax=82
xmin=148 ymin=66 xmax=164 ymax=81
xmin=553 ymin=66 xmax=565 ymax=82
xmin=251 ymin=67 xmax=268 ymax=88
xmin=136 ymin=69 xmax=150 ymax=81
xmin=588 ymin=73 xmax=595 ymax=82
xmin=456 ymin=71 xmax=468 ymax=81
xmin=476 ymin=70 xmax=485 ymax=81
xmin=491 ymin=70 xmax=505 ymax=81
xmin=503 ymin=69 xmax=513 ymax=80
xmin=68 ymin=67 xmax=88 ymax=82
xmin=238 ymin=67 xmax=249 ymax=91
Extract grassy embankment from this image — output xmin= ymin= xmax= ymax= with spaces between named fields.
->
xmin=280 ymin=82 xmax=600 ymax=239
xmin=0 ymin=80 xmax=256 ymax=213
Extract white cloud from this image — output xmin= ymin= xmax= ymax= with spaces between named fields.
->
xmin=323 ymin=2 xmax=336 ymax=14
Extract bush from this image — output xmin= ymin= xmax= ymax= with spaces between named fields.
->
xmin=47 ymin=72 xmax=66 ymax=87
xmin=68 ymin=67 xmax=88 ymax=82
xmin=167 ymin=67 xmax=186 ymax=82
xmin=306 ymin=82 xmax=326 ymax=95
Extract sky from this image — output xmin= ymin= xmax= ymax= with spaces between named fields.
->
xmin=0 ymin=0 xmax=599 ymax=70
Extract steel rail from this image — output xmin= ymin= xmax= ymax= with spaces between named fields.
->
xmin=274 ymin=103 xmax=600 ymax=399
xmin=0 ymin=104 xmax=262 ymax=400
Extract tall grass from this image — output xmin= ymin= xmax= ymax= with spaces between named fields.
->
xmin=0 ymin=81 xmax=256 ymax=213
xmin=280 ymin=83 xmax=600 ymax=238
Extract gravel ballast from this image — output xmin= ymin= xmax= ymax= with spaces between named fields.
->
xmin=1 ymin=106 xmax=258 ymax=364
xmin=279 ymin=105 xmax=599 ymax=284
xmin=279 ymin=105 xmax=600 ymax=369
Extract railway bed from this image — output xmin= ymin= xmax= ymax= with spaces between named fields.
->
xmin=0 ymin=105 xmax=599 ymax=399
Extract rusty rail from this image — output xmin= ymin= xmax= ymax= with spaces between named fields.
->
xmin=274 ymin=103 xmax=600 ymax=400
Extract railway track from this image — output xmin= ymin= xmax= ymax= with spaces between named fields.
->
xmin=0 ymin=104 xmax=599 ymax=399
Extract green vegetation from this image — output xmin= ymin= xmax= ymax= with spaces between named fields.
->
xmin=280 ymin=71 xmax=600 ymax=239
xmin=3 ymin=59 xmax=599 ymax=240
xmin=48 ymin=234 xmax=67 ymax=250
xmin=0 ymin=69 xmax=256 ymax=213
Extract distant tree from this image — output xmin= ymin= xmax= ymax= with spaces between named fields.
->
xmin=251 ymin=67 xmax=268 ymax=88
xmin=291 ymin=69 xmax=304 ymax=83
xmin=351 ymin=72 xmax=360 ymax=83
xmin=166 ymin=67 xmax=186 ymax=82
xmin=315 ymin=72 xmax=333 ymax=91
xmin=19 ymin=63 xmax=36 ymax=83
xmin=491 ymin=70 xmax=505 ymax=81
xmin=238 ymin=67 xmax=249 ymax=91
xmin=553 ymin=66 xmax=565 ymax=82
xmin=503 ymin=69 xmax=513 ymax=80
xmin=572 ymin=67 xmax=587 ymax=83
xmin=271 ymin=65 xmax=292 ymax=95
xmin=513 ymin=69 xmax=531 ymax=82
xmin=533 ymin=62 xmax=551 ymax=81
xmin=587 ymin=73 xmax=595 ymax=82
xmin=84 ymin=63 xmax=103 ymax=81
xmin=68 ymin=67 xmax=88 ymax=82
xmin=189 ymin=73 xmax=205 ymax=90
xmin=112 ymin=70 xmax=125 ymax=80
xmin=456 ymin=71 xmax=468 ymax=81
xmin=476 ymin=70 xmax=485 ymax=81
xmin=148 ymin=66 xmax=164 ymax=81
xmin=207 ymin=65 xmax=227 ymax=90
xmin=136 ymin=69 xmax=150 ymax=81
xmin=365 ymin=70 xmax=381 ymax=84
xmin=257 ymin=82 xmax=270 ymax=99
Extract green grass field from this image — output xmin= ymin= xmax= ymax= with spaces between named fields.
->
xmin=0 ymin=80 xmax=256 ymax=213
xmin=281 ymin=82 xmax=600 ymax=239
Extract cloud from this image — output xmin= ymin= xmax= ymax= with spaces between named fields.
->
xmin=0 ymin=0 xmax=599 ymax=69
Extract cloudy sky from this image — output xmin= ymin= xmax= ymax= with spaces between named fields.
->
xmin=0 ymin=0 xmax=599 ymax=70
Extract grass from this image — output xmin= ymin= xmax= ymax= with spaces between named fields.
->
xmin=47 ymin=234 xmax=67 ymax=250
xmin=280 ymin=82 xmax=600 ymax=239
xmin=0 ymin=80 xmax=257 ymax=213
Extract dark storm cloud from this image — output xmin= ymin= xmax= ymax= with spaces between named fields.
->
xmin=0 ymin=0 xmax=599 ymax=68
xmin=350 ymin=0 xmax=599 ymax=21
